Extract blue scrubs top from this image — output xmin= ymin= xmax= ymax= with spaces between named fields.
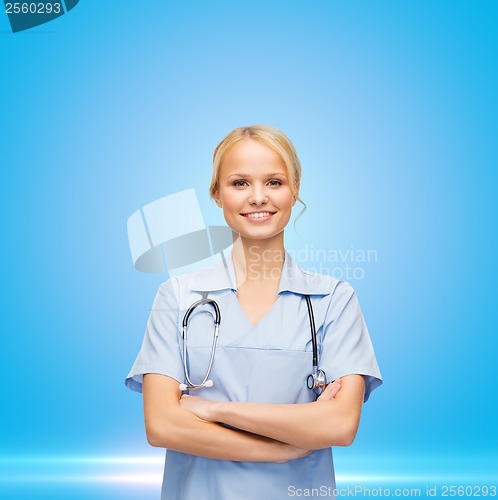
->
xmin=125 ymin=249 xmax=382 ymax=499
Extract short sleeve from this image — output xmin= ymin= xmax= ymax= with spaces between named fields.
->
xmin=124 ymin=278 xmax=184 ymax=393
xmin=319 ymin=281 xmax=383 ymax=403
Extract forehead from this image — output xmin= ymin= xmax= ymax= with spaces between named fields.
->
xmin=221 ymin=139 xmax=286 ymax=174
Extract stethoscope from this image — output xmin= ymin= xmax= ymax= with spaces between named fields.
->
xmin=178 ymin=293 xmax=327 ymax=395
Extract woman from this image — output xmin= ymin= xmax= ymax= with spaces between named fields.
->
xmin=125 ymin=124 xmax=383 ymax=499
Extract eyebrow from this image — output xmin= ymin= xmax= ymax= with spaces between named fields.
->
xmin=227 ymin=172 xmax=287 ymax=179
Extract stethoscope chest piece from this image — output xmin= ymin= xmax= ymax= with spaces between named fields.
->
xmin=307 ymin=367 xmax=327 ymax=395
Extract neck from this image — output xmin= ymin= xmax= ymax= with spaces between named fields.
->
xmin=231 ymin=233 xmax=285 ymax=286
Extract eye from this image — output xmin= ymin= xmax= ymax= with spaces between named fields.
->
xmin=268 ymin=179 xmax=282 ymax=186
xmin=233 ymin=180 xmax=248 ymax=187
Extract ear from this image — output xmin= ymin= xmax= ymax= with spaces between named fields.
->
xmin=292 ymin=195 xmax=297 ymax=206
xmin=214 ymin=190 xmax=222 ymax=208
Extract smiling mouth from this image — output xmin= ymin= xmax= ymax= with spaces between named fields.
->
xmin=240 ymin=211 xmax=277 ymax=219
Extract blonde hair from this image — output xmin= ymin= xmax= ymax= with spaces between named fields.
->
xmin=209 ymin=124 xmax=307 ymax=229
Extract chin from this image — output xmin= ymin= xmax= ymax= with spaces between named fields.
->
xmin=238 ymin=229 xmax=285 ymax=241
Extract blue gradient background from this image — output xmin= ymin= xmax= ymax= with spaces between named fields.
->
xmin=1 ymin=1 xmax=496 ymax=498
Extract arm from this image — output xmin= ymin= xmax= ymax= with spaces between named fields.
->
xmin=142 ymin=373 xmax=313 ymax=462
xmin=180 ymin=374 xmax=365 ymax=450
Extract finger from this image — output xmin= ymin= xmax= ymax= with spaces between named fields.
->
xmin=317 ymin=382 xmax=334 ymax=400
xmin=179 ymin=394 xmax=192 ymax=406
xmin=329 ymin=379 xmax=342 ymax=398
xmin=317 ymin=379 xmax=341 ymax=401
xmin=317 ymin=385 xmax=331 ymax=401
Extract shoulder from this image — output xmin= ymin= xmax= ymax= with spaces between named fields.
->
xmin=299 ymin=265 xmax=341 ymax=290
xmin=293 ymin=259 xmax=355 ymax=301
xmin=155 ymin=260 xmax=223 ymax=310
xmin=322 ymin=277 xmax=364 ymax=324
xmin=296 ymin=263 xmax=358 ymax=313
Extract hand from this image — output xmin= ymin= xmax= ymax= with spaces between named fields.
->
xmin=317 ymin=378 xmax=342 ymax=401
xmin=274 ymin=444 xmax=313 ymax=463
xmin=179 ymin=394 xmax=218 ymax=421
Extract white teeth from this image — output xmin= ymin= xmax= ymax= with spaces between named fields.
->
xmin=243 ymin=212 xmax=273 ymax=218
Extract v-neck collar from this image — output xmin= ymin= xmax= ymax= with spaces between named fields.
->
xmin=232 ymin=293 xmax=281 ymax=329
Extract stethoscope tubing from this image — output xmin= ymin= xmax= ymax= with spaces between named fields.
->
xmin=180 ymin=294 xmax=325 ymax=394
xmin=305 ymin=295 xmax=318 ymax=368
xmin=181 ymin=298 xmax=221 ymax=389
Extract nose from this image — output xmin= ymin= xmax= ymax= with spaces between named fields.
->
xmin=248 ymin=183 xmax=269 ymax=205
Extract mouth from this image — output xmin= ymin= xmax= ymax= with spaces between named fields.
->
xmin=240 ymin=211 xmax=277 ymax=219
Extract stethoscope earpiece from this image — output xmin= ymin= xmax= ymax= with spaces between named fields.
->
xmin=179 ymin=379 xmax=213 ymax=391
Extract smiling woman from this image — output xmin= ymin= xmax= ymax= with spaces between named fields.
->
xmin=212 ymin=137 xmax=296 ymax=247
xmin=210 ymin=124 xmax=307 ymax=233
xmin=125 ymin=124 xmax=383 ymax=500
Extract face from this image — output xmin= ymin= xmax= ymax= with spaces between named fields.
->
xmin=213 ymin=139 xmax=296 ymax=242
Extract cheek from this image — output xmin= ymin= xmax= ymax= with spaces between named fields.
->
xmin=220 ymin=190 xmax=244 ymax=210
xmin=276 ymin=191 xmax=295 ymax=209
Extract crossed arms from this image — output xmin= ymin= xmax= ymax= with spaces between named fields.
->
xmin=142 ymin=373 xmax=365 ymax=463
